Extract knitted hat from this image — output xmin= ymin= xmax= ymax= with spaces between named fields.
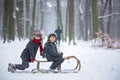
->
xmin=33 ymin=30 xmax=42 ymax=38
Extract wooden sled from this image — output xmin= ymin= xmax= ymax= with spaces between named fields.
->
xmin=33 ymin=56 xmax=81 ymax=73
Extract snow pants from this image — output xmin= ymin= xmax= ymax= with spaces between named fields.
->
xmin=15 ymin=61 xmax=29 ymax=70
xmin=50 ymin=57 xmax=64 ymax=70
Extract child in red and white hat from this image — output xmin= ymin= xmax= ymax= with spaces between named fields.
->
xmin=8 ymin=30 xmax=44 ymax=73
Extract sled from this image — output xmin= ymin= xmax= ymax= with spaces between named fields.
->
xmin=32 ymin=55 xmax=81 ymax=73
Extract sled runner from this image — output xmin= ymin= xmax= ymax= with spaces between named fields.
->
xmin=32 ymin=55 xmax=81 ymax=73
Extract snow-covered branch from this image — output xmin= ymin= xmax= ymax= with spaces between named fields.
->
xmin=98 ymin=12 xmax=120 ymax=19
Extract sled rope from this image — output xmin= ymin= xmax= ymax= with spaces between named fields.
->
xmin=35 ymin=55 xmax=81 ymax=72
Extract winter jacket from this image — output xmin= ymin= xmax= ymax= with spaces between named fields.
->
xmin=43 ymin=41 xmax=62 ymax=61
xmin=54 ymin=28 xmax=62 ymax=40
xmin=20 ymin=40 xmax=39 ymax=62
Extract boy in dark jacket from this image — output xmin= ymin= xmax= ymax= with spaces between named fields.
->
xmin=44 ymin=33 xmax=64 ymax=72
xmin=8 ymin=30 xmax=43 ymax=73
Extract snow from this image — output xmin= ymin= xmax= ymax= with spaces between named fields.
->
xmin=98 ymin=12 xmax=120 ymax=19
xmin=47 ymin=2 xmax=52 ymax=7
xmin=0 ymin=40 xmax=120 ymax=80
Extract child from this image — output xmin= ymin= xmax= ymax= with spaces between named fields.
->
xmin=54 ymin=27 xmax=62 ymax=46
xmin=8 ymin=30 xmax=43 ymax=73
xmin=43 ymin=33 xmax=64 ymax=72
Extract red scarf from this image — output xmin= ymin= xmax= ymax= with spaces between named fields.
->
xmin=33 ymin=38 xmax=43 ymax=56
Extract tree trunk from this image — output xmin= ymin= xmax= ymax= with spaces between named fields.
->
xmin=16 ymin=0 xmax=24 ymax=40
xmin=25 ymin=0 xmax=30 ymax=39
xmin=3 ymin=0 xmax=15 ymax=42
xmin=68 ymin=0 xmax=74 ymax=44
xmin=56 ymin=0 xmax=63 ymax=41
xmin=92 ymin=0 xmax=98 ymax=38
xmin=65 ymin=0 xmax=69 ymax=42
xmin=98 ymin=0 xmax=108 ymax=32
xmin=31 ymin=0 xmax=37 ymax=37
xmin=40 ymin=0 xmax=44 ymax=29
xmin=107 ymin=0 xmax=112 ymax=36
xmin=83 ymin=0 xmax=89 ymax=41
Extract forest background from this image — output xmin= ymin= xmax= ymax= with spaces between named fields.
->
xmin=0 ymin=0 xmax=120 ymax=44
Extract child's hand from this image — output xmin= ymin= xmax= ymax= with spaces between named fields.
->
xmin=30 ymin=58 xmax=34 ymax=63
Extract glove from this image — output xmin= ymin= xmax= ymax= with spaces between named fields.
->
xmin=30 ymin=58 xmax=34 ymax=63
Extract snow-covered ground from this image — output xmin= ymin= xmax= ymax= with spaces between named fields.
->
xmin=0 ymin=39 xmax=120 ymax=80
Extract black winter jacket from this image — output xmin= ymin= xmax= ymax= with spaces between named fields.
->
xmin=20 ymin=40 xmax=39 ymax=62
xmin=44 ymin=41 xmax=62 ymax=61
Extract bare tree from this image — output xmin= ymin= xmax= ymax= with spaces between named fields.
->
xmin=92 ymin=0 xmax=98 ymax=38
xmin=40 ymin=0 xmax=44 ymax=29
xmin=107 ymin=0 xmax=112 ymax=36
xmin=16 ymin=0 xmax=24 ymax=40
xmin=68 ymin=0 xmax=75 ymax=44
xmin=3 ymin=0 xmax=15 ymax=42
xmin=30 ymin=0 xmax=37 ymax=38
xmin=98 ymin=0 xmax=109 ymax=32
xmin=25 ymin=0 xmax=31 ymax=39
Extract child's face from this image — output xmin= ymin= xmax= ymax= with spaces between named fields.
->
xmin=49 ymin=36 xmax=56 ymax=42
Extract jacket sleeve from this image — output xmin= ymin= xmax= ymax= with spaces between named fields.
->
xmin=46 ymin=43 xmax=62 ymax=57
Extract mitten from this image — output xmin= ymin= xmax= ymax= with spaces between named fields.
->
xmin=30 ymin=58 xmax=34 ymax=63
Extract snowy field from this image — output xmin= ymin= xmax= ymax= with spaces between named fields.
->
xmin=0 ymin=39 xmax=120 ymax=80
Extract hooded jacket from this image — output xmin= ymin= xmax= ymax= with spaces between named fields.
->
xmin=20 ymin=40 xmax=39 ymax=62
xmin=44 ymin=41 xmax=62 ymax=61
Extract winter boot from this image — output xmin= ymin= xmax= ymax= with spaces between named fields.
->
xmin=49 ymin=68 xmax=60 ymax=73
xmin=8 ymin=63 xmax=16 ymax=73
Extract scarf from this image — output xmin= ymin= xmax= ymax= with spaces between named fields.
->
xmin=33 ymin=38 xmax=43 ymax=56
